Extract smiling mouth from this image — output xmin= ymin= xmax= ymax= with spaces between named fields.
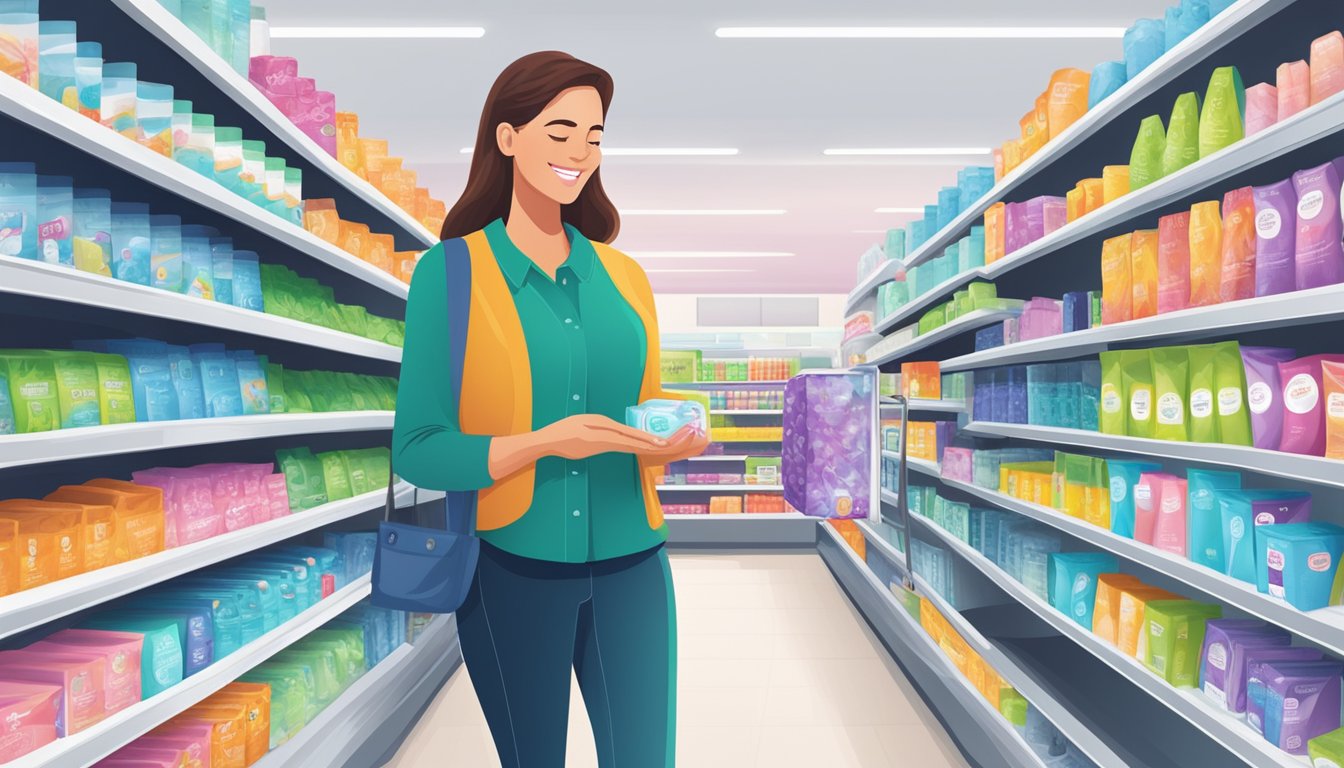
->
xmin=549 ymin=164 xmax=583 ymax=184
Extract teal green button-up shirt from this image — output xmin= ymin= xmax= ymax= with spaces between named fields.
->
xmin=393 ymin=218 xmax=667 ymax=563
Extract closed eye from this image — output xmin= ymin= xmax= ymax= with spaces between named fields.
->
xmin=588 ymin=141 xmax=601 ymax=147
xmin=548 ymin=135 xmax=566 ymax=142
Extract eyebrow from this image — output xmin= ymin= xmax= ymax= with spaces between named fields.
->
xmin=543 ymin=119 xmax=604 ymax=131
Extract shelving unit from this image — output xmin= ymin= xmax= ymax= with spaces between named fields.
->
xmin=5 ymin=575 xmax=374 ymax=768
xmin=866 ymin=307 xmax=1021 ymax=367
xmin=883 ymin=397 xmax=968 ymax=414
xmin=658 ymin=484 xmax=784 ymax=492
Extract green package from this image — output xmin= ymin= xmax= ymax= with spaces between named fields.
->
xmin=48 ymin=351 xmax=102 ymax=429
xmin=238 ymin=666 xmax=307 ymax=748
xmin=1129 ymin=114 xmax=1167 ymax=191
xmin=1089 ymin=291 xmax=1103 ymax=328
xmin=660 ymin=350 xmax=701 ymax=383
xmin=317 ymin=451 xmax=353 ymax=501
xmin=745 ymin=456 xmax=781 ymax=484
xmin=999 ymin=687 xmax=1028 ymax=727
xmin=1186 ymin=344 xmax=1219 ymax=443
xmin=1212 ymin=341 xmax=1251 ymax=446
xmin=1142 ymin=600 xmax=1221 ymax=687
xmin=1121 ymin=349 xmax=1155 ymax=439
xmin=276 ymin=447 xmax=329 ymax=510
xmin=306 ymin=372 xmax=335 ymax=412
xmin=1309 ymin=727 xmax=1344 ymax=767
xmin=1099 ymin=351 xmax=1126 ymax=435
xmin=243 ymin=661 xmax=318 ymax=722
xmin=306 ymin=626 xmax=367 ymax=678
xmin=0 ymin=367 xmax=13 ymax=435
xmin=1151 ymin=347 xmax=1190 ymax=442
xmin=283 ymin=369 xmax=312 ymax=413
xmin=90 ymin=352 xmax=137 ymax=425
xmin=1 ymin=352 xmax=60 ymax=434
xmin=326 ymin=374 xmax=356 ymax=412
xmin=298 ymin=639 xmax=355 ymax=690
xmin=1199 ymin=66 xmax=1245 ymax=159
xmin=274 ymin=648 xmax=342 ymax=707
xmin=1050 ymin=451 xmax=1069 ymax=509
xmin=1161 ymin=92 xmax=1201 ymax=177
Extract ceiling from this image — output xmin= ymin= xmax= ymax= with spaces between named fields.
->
xmin=262 ymin=0 xmax=1173 ymax=293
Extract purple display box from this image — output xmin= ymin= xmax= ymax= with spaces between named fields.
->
xmin=782 ymin=370 xmax=874 ymax=519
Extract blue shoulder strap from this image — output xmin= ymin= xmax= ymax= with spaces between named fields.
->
xmin=441 ymin=238 xmax=478 ymax=536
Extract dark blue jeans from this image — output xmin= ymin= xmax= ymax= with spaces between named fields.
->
xmin=457 ymin=541 xmax=677 ymax=768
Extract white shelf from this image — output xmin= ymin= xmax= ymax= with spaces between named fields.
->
xmin=845 ymin=259 xmax=905 ymax=314
xmin=685 ymin=454 xmax=750 ymax=462
xmin=882 ymin=397 xmax=968 ymax=414
xmin=107 ymin=0 xmax=437 ymax=248
xmin=711 ymin=409 xmax=783 ymax=415
xmin=664 ymin=512 xmax=803 ymax=520
xmin=963 ymin=421 xmax=1344 ymax=492
xmin=906 ymin=461 xmax=1344 ymax=659
xmin=667 ymin=380 xmax=791 ymax=388
xmin=911 ymin=514 xmax=1306 ymax=768
xmin=0 ymin=411 xmax=394 ymax=471
xmin=857 ymin=519 xmax=907 ymax=570
xmin=0 ymin=485 xmax=421 ymax=640
xmin=940 ymin=282 xmax=1344 ymax=372
xmin=873 ymin=269 xmax=985 ymax=336
xmin=5 ymin=574 xmax=374 ymax=768
xmin=867 ymin=307 xmax=1021 ymax=366
xmin=0 ymin=256 xmax=403 ymax=363
xmin=657 ymin=484 xmax=784 ymax=492
xmin=0 ymin=73 xmax=410 ymax=300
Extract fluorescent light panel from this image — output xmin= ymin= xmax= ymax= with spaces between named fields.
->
xmin=621 ymin=209 xmax=786 ymax=216
xmin=716 ymin=26 xmax=1124 ymax=39
xmin=269 ymin=26 xmax=485 ymax=38
xmin=460 ymin=147 xmax=737 ymax=156
xmin=628 ymin=251 xmax=793 ymax=259
xmin=824 ymin=147 xmax=992 ymax=156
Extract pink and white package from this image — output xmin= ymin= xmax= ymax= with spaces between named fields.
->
xmin=0 ymin=680 xmax=60 ymax=762
xmin=248 ymin=55 xmax=299 ymax=92
xmin=1278 ymin=354 xmax=1344 ymax=455
xmin=1277 ymin=60 xmax=1311 ymax=120
xmin=782 ymin=369 xmax=874 ymax=519
xmin=1244 ymin=83 xmax=1278 ymax=136
xmin=28 ymin=630 xmax=144 ymax=714
xmin=131 ymin=468 xmax=222 ymax=547
xmin=265 ymin=474 xmax=291 ymax=520
xmin=941 ymin=447 xmax=974 ymax=483
xmin=1005 ymin=197 xmax=1067 ymax=254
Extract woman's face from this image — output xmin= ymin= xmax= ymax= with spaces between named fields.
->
xmin=498 ymin=86 xmax=604 ymax=206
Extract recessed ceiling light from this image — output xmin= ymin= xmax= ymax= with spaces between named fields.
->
xmin=644 ymin=268 xmax=756 ymax=274
xmin=460 ymin=147 xmax=738 ymax=156
xmin=628 ymin=251 xmax=793 ymax=259
xmin=825 ymin=148 xmax=992 ymax=156
xmin=716 ymin=26 xmax=1124 ymax=39
xmin=269 ymin=26 xmax=485 ymax=38
xmin=620 ymin=209 xmax=786 ymax=216
xmin=874 ymin=207 xmax=924 ymax=214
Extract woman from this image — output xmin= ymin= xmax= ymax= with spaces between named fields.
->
xmin=392 ymin=51 xmax=705 ymax=767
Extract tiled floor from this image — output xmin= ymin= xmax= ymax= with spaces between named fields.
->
xmin=386 ymin=553 xmax=968 ymax=768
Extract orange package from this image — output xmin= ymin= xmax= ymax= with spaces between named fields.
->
xmin=1092 ymin=573 xmax=1147 ymax=644
xmin=1047 ymin=68 xmax=1091 ymax=139
xmin=302 ymin=199 xmax=342 ymax=245
xmin=379 ymin=157 xmax=406 ymax=200
xmin=984 ymin=203 xmax=1007 ymax=263
xmin=48 ymin=482 xmax=165 ymax=563
xmin=1324 ymin=361 xmax=1344 ymax=459
xmin=993 ymin=147 xmax=1005 ymax=181
xmin=1066 ymin=186 xmax=1085 ymax=222
xmin=1118 ymin=586 xmax=1183 ymax=659
xmin=339 ymin=220 xmax=372 ymax=260
xmin=361 ymin=138 xmax=389 ymax=188
xmin=1102 ymin=165 xmax=1130 ymax=204
xmin=367 ymin=234 xmax=396 ymax=274
xmin=1100 ymin=233 xmax=1133 ymax=325
xmin=0 ymin=501 xmax=86 ymax=580
xmin=177 ymin=704 xmax=247 ymax=768
xmin=1188 ymin=200 xmax=1223 ymax=307
xmin=335 ymin=112 xmax=366 ymax=178
xmin=395 ymin=252 xmax=421 ymax=284
xmin=1219 ymin=187 xmax=1256 ymax=302
xmin=1002 ymin=139 xmax=1023 ymax=176
xmin=1278 ymin=60 xmax=1312 ymax=119
xmin=211 ymin=683 xmax=272 ymax=766
xmin=1080 ymin=178 xmax=1105 ymax=216
xmin=1157 ymin=212 xmax=1191 ymax=315
xmin=0 ymin=520 xmax=17 ymax=597
xmin=827 ymin=519 xmax=866 ymax=559
xmin=1018 ymin=95 xmax=1049 ymax=159
xmin=1130 ymin=229 xmax=1159 ymax=319
xmin=413 ymin=187 xmax=431 ymax=222
xmin=1310 ymin=31 xmax=1344 ymax=106
xmin=900 ymin=362 xmax=941 ymax=399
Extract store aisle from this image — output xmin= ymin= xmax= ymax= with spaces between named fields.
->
xmin=387 ymin=553 xmax=967 ymax=768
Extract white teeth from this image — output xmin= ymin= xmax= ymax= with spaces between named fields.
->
xmin=551 ymin=165 xmax=581 ymax=181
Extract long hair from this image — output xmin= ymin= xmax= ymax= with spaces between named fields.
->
xmin=441 ymin=51 xmax=619 ymax=243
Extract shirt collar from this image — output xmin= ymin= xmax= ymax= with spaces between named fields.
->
xmin=485 ymin=218 xmax=597 ymax=293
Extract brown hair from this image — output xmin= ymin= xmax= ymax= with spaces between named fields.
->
xmin=441 ymin=51 xmax=619 ymax=243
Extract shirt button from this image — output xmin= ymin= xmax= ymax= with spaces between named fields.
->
xmin=572 ymin=394 xmax=580 ymax=401
xmin=571 ymin=470 xmax=579 ymax=476
xmin=572 ymin=509 xmax=581 ymax=517
xmin=564 ymin=318 xmax=573 ymax=324
xmin=562 ymin=278 xmax=568 ymax=285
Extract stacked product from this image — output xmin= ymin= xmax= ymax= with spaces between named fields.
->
xmin=972 ymin=360 xmax=1102 ymax=430
xmin=698 ymin=356 xmax=798 ymax=382
xmin=782 ymin=369 xmax=874 ymax=519
xmin=973 ymin=290 xmax=1102 ymax=351
xmin=911 ymin=282 xmax=1024 ymax=338
xmin=259 ymin=263 xmax=406 ymax=345
xmin=302 ymin=197 xmax=427 ymax=284
xmin=274 ymin=446 xmax=392 ymax=511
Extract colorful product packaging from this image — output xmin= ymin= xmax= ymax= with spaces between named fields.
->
xmin=1291 ymin=160 xmax=1344 ymax=291
xmin=1130 ymin=229 xmax=1159 ymax=319
xmin=1199 ymin=620 xmax=1289 ymax=713
xmin=1162 ymin=92 xmax=1201 ymax=176
xmin=1219 ymin=186 xmax=1256 ymax=302
xmin=1142 ymin=599 xmax=1221 ymax=687
xmin=1259 ymin=660 xmax=1344 ymax=755
xmin=1324 ymin=360 xmax=1344 ymax=459
xmin=1246 ymin=648 xmax=1329 ymax=733
xmin=1219 ymin=489 xmax=1313 ymax=583
xmin=1279 ymin=354 xmax=1344 ymax=455
xmin=73 ymin=40 xmax=101 ymax=121
xmin=1253 ymin=178 xmax=1299 ymax=297
xmin=1047 ymin=552 xmax=1118 ymax=629
xmin=1199 ymin=66 xmax=1245 ymax=158
xmin=1278 ymin=60 xmax=1312 ymax=120
xmin=1310 ymin=31 xmax=1344 ymax=106
xmin=1244 ymin=82 xmax=1278 ymax=137
xmin=1102 ymin=165 xmax=1130 ymax=204
xmin=1129 ymin=114 xmax=1167 ymax=191
xmin=1186 ymin=469 xmax=1242 ymax=571
xmin=72 ymin=188 xmax=113 ymax=277
xmin=1100 ymin=234 xmax=1133 ymax=325
xmin=1256 ymin=522 xmax=1344 ymax=611
xmin=1188 ymin=200 xmax=1223 ymax=307
xmin=1156 ymin=212 xmax=1192 ymax=315
xmin=1242 ymin=346 xmax=1297 ymax=449
xmin=1122 ymin=348 xmax=1155 ymax=439
xmin=1151 ymin=346 xmax=1190 ymax=442
xmin=0 ymin=679 xmax=60 ymax=762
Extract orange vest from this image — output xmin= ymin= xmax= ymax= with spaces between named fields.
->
xmin=456 ymin=229 xmax=669 ymax=532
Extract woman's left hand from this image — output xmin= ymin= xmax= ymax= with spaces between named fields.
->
xmin=637 ymin=425 xmax=710 ymax=465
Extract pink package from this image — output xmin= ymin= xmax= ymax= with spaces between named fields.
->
xmin=1019 ymin=297 xmax=1062 ymax=341
xmin=1153 ymin=475 xmax=1189 ymax=556
xmin=0 ymin=680 xmax=61 ymax=762
xmin=35 ymin=630 xmax=144 ymax=713
xmin=149 ymin=720 xmax=214 ymax=759
xmin=1133 ymin=472 xmax=1180 ymax=546
xmin=197 ymin=464 xmax=269 ymax=529
xmin=1005 ymin=201 xmax=1031 ymax=254
xmin=1278 ymin=354 xmax=1344 ymax=455
xmin=1243 ymin=347 xmax=1298 ymax=450
xmin=128 ymin=734 xmax=208 ymax=768
xmin=265 ymin=474 xmax=291 ymax=519
xmin=1157 ymin=211 xmax=1192 ymax=314
xmin=1277 ymin=61 xmax=1311 ymax=120
xmin=96 ymin=760 xmax=179 ymax=768
xmin=1244 ymin=83 xmax=1278 ymax=136
xmin=940 ymin=447 xmax=974 ymax=483
xmin=102 ymin=747 xmax=188 ymax=767
xmin=1041 ymin=197 xmax=1068 ymax=236
xmin=132 ymin=468 xmax=223 ymax=546
xmin=0 ymin=653 xmax=106 ymax=736
xmin=1310 ymin=31 xmax=1344 ymax=106
xmin=281 ymin=90 xmax=337 ymax=156
xmin=248 ymin=55 xmax=299 ymax=92
xmin=1292 ymin=160 xmax=1344 ymax=291
xmin=1253 ymin=179 xmax=1298 ymax=297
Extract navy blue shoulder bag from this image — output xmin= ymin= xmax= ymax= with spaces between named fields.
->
xmin=372 ymin=238 xmax=480 ymax=614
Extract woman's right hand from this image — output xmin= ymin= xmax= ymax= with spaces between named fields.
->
xmin=537 ymin=414 xmax=671 ymax=460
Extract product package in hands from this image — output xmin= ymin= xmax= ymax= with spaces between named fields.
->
xmin=782 ymin=369 xmax=875 ymax=520
xmin=626 ymin=399 xmax=707 ymax=439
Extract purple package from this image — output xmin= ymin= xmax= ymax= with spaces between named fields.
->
xmin=1041 ymin=197 xmax=1068 ymax=236
xmin=934 ymin=421 xmax=958 ymax=461
xmin=1292 ymin=161 xmax=1344 ymax=291
xmin=942 ymin=447 xmax=974 ymax=482
xmin=1246 ymin=648 xmax=1326 ymax=734
xmin=1062 ymin=292 xmax=1090 ymax=332
xmin=1200 ymin=620 xmax=1290 ymax=713
xmin=1007 ymin=366 xmax=1029 ymax=424
xmin=1253 ymin=179 xmax=1299 ymax=296
xmin=1242 ymin=346 xmax=1297 ymax=449
xmin=1005 ymin=201 xmax=1030 ymax=254
xmin=1262 ymin=660 xmax=1344 ymax=754
xmin=992 ymin=369 xmax=1010 ymax=422
xmin=1019 ymin=298 xmax=1062 ymax=341
xmin=1278 ymin=354 xmax=1344 ymax=455
xmin=974 ymin=371 xmax=993 ymax=421
xmin=781 ymin=370 xmax=873 ymax=519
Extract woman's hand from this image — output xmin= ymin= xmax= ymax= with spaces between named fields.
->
xmin=537 ymin=414 xmax=673 ymax=460
xmin=639 ymin=425 xmax=710 ymax=465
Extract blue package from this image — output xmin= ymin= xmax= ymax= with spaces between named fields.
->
xmin=164 ymin=343 xmax=206 ymax=420
xmin=908 ymin=220 xmax=927 ymax=252
xmin=1208 ymin=0 xmax=1236 ymax=15
xmin=1165 ymin=0 xmax=1210 ymax=50
xmin=231 ymin=250 xmax=264 ymax=311
xmin=37 ymin=20 xmax=77 ymax=107
xmin=177 ymin=576 xmax=280 ymax=635
xmin=974 ymin=370 xmax=993 ymax=421
xmin=1080 ymin=360 xmax=1101 ymax=432
xmin=1107 ymin=460 xmax=1163 ymax=538
xmin=0 ymin=162 xmax=38 ymax=260
xmin=1124 ymin=19 xmax=1166 ymax=79
xmin=992 ymin=369 xmax=1010 ymax=422
xmin=1007 ymin=366 xmax=1029 ymax=424
xmin=149 ymin=214 xmax=183 ymax=292
xmin=210 ymin=235 xmax=234 ymax=305
xmin=1048 ymin=552 xmax=1119 ymax=628
xmin=110 ymin=202 xmax=151 ymax=285
xmin=35 ymin=175 xmax=73 ymax=267
xmin=1255 ymin=523 xmax=1344 ymax=610
xmin=1187 ymin=469 xmax=1242 ymax=572
xmin=126 ymin=592 xmax=243 ymax=659
xmin=0 ymin=369 xmax=12 ymax=435
xmin=1059 ymin=362 xmax=1082 ymax=430
xmin=323 ymin=532 xmax=378 ymax=585
xmin=230 ymin=350 xmax=271 ymax=415
xmin=1089 ymin=61 xmax=1128 ymax=109
xmin=958 ymin=167 xmax=995 ymax=207
xmin=1221 ymin=490 xmax=1313 ymax=584
xmin=975 ymin=324 xmax=1005 ymax=352
xmin=190 ymin=343 xmax=243 ymax=417
xmin=1062 ymin=292 xmax=1090 ymax=332
xmin=966 ymin=226 xmax=986 ymax=269
xmin=179 ymin=224 xmax=215 ymax=300
xmin=923 ymin=205 xmax=939 ymax=239
xmin=88 ymin=339 xmax=181 ymax=422
xmin=937 ymin=187 xmax=961 ymax=230
xmin=71 ymin=188 xmax=113 ymax=277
